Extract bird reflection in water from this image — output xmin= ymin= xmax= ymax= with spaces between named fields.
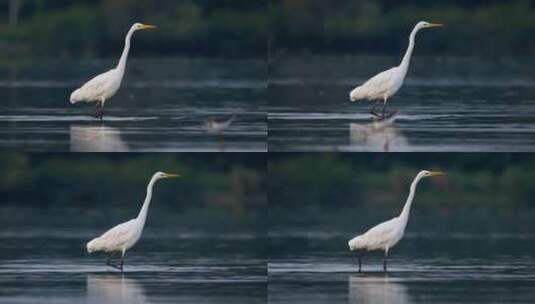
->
xmin=349 ymin=116 xmax=408 ymax=152
xmin=70 ymin=125 xmax=128 ymax=152
xmin=204 ymin=114 xmax=236 ymax=151
xmin=348 ymin=275 xmax=410 ymax=304
xmin=86 ymin=274 xmax=148 ymax=304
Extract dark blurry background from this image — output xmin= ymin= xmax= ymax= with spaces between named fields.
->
xmin=269 ymin=153 xmax=535 ymax=234
xmin=0 ymin=153 xmax=266 ymax=233
xmin=270 ymin=0 xmax=535 ymax=57
xmin=0 ymin=0 xmax=266 ymax=62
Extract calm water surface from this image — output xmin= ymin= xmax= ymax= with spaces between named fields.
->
xmin=268 ymin=234 xmax=535 ymax=303
xmin=269 ymin=56 xmax=535 ymax=152
xmin=0 ymin=59 xmax=266 ymax=152
xmin=1 ymin=204 xmax=266 ymax=304
xmin=0 ymin=231 xmax=266 ymax=304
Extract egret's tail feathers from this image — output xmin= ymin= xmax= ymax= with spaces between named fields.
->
xmin=86 ymin=237 xmax=103 ymax=253
xmin=348 ymin=236 xmax=364 ymax=251
xmin=70 ymin=89 xmax=84 ymax=104
xmin=70 ymin=88 xmax=96 ymax=104
xmin=349 ymin=86 xmax=366 ymax=102
xmin=348 ymin=239 xmax=356 ymax=251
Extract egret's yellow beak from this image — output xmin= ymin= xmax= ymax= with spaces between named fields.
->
xmin=164 ymin=173 xmax=180 ymax=178
xmin=428 ymin=23 xmax=443 ymax=28
xmin=429 ymin=171 xmax=447 ymax=177
xmin=140 ymin=24 xmax=157 ymax=30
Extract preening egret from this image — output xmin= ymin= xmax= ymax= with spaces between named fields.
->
xmin=349 ymin=21 xmax=443 ymax=119
xmin=70 ymin=23 xmax=156 ymax=120
xmin=348 ymin=170 xmax=445 ymax=272
xmin=86 ymin=171 xmax=179 ymax=271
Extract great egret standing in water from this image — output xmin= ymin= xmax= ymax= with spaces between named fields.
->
xmin=348 ymin=170 xmax=445 ymax=272
xmin=349 ymin=21 xmax=443 ymax=118
xmin=70 ymin=23 xmax=156 ymax=120
xmin=86 ymin=171 xmax=179 ymax=271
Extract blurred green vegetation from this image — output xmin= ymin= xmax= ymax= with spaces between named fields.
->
xmin=3 ymin=1 xmax=534 ymax=62
xmin=269 ymin=153 xmax=535 ymax=233
xmin=271 ymin=0 xmax=535 ymax=57
xmin=0 ymin=0 xmax=267 ymax=61
xmin=0 ymin=153 xmax=266 ymax=217
xmin=269 ymin=153 xmax=535 ymax=210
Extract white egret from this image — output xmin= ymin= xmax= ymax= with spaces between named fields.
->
xmin=70 ymin=23 xmax=156 ymax=120
xmin=86 ymin=171 xmax=179 ymax=271
xmin=348 ymin=170 xmax=445 ymax=272
xmin=349 ymin=21 xmax=443 ymax=118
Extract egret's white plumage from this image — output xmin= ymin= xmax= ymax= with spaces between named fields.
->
xmin=70 ymin=23 xmax=156 ymax=120
xmin=348 ymin=170 xmax=446 ymax=272
xmin=87 ymin=171 xmax=179 ymax=271
xmin=350 ymin=21 xmax=443 ymax=118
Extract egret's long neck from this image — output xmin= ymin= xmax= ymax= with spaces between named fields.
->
xmin=136 ymin=176 xmax=158 ymax=228
xmin=117 ymin=27 xmax=135 ymax=73
xmin=399 ymin=26 xmax=420 ymax=72
xmin=399 ymin=174 xmax=423 ymax=225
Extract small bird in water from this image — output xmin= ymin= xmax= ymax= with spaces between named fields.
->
xmin=204 ymin=114 xmax=236 ymax=135
xmin=70 ymin=23 xmax=156 ymax=120
xmin=348 ymin=170 xmax=445 ymax=273
xmin=204 ymin=114 xmax=236 ymax=150
xmin=86 ymin=171 xmax=179 ymax=271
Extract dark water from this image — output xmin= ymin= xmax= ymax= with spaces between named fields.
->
xmin=0 ymin=230 xmax=266 ymax=304
xmin=268 ymin=56 xmax=535 ymax=152
xmin=268 ymin=233 xmax=535 ymax=303
xmin=1 ymin=204 xmax=267 ymax=304
xmin=0 ymin=59 xmax=266 ymax=152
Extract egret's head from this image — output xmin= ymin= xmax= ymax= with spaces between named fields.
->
xmin=417 ymin=21 xmax=443 ymax=29
xmin=419 ymin=170 xmax=447 ymax=179
xmin=133 ymin=23 xmax=157 ymax=31
xmin=153 ymin=171 xmax=181 ymax=180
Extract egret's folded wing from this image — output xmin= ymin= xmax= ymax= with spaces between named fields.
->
xmin=72 ymin=70 xmax=115 ymax=101
xmin=360 ymin=67 xmax=397 ymax=94
xmin=96 ymin=219 xmax=136 ymax=247
xmin=360 ymin=218 xmax=398 ymax=248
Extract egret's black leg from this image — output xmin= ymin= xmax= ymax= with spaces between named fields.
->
xmin=381 ymin=103 xmax=388 ymax=119
xmin=107 ymin=251 xmax=119 ymax=265
xmin=358 ymin=254 xmax=362 ymax=273
xmin=119 ymin=256 xmax=124 ymax=272
xmin=94 ymin=100 xmax=105 ymax=121
xmin=118 ymin=251 xmax=125 ymax=272
xmin=383 ymin=251 xmax=388 ymax=273
xmin=106 ymin=252 xmax=121 ymax=270
xmin=98 ymin=103 xmax=104 ymax=121
xmin=93 ymin=102 xmax=102 ymax=118
xmin=370 ymin=101 xmax=381 ymax=117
